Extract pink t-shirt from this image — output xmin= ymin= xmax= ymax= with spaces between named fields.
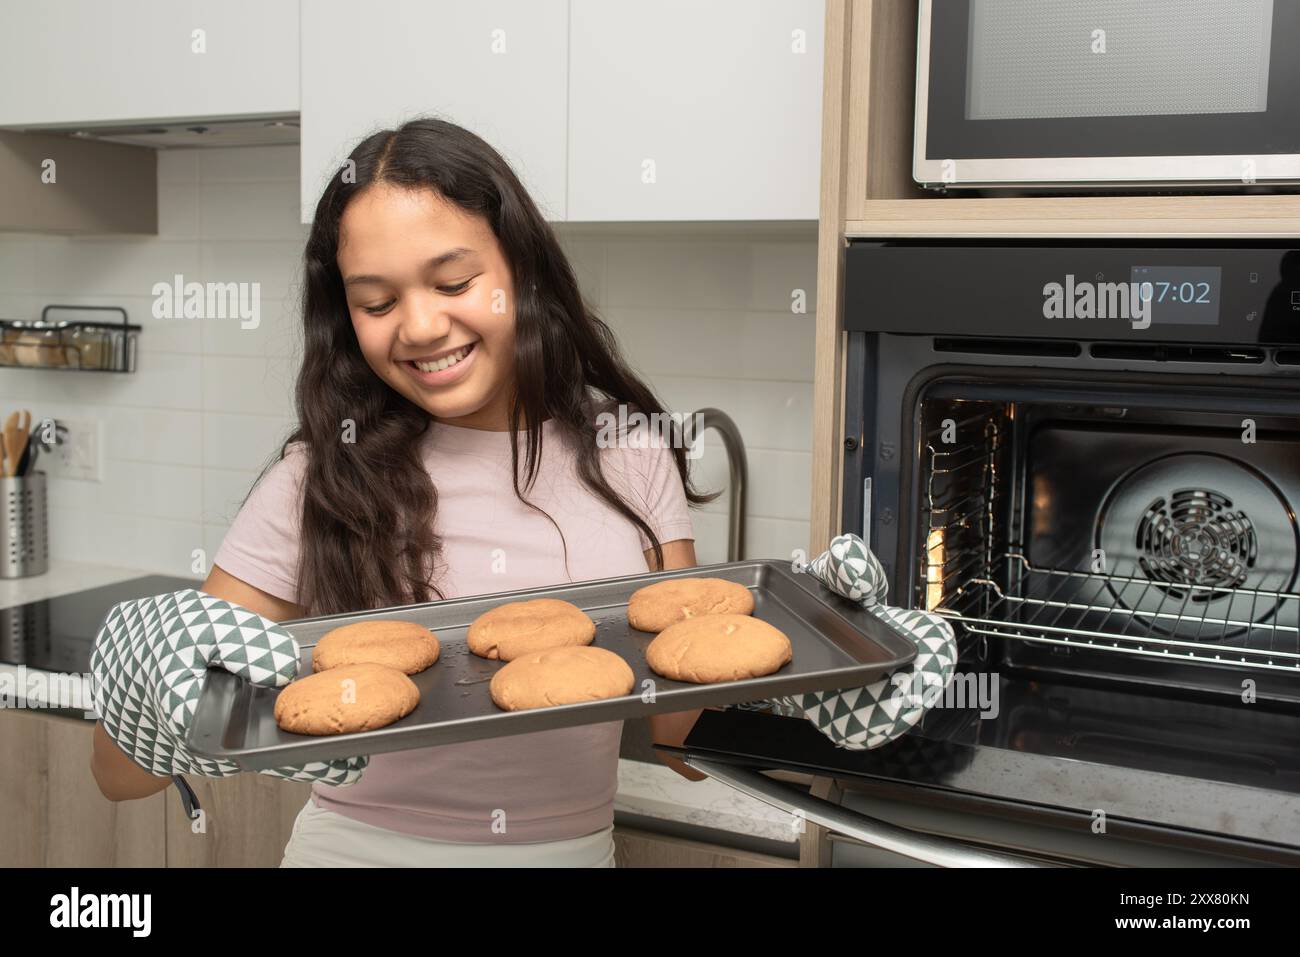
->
xmin=213 ymin=416 xmax=695 ymax=844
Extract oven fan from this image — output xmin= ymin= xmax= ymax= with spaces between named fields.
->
xmin=1095 ymin=453 xmax=1298 ymax=644
xmin=1133 ymin=489 xmax=1254 ymax=603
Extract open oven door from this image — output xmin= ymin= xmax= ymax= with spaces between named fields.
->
xmin=665 ymin=708 xmax=1299 ymax=868
xmin=659 ymin=708 xmax=1064 ymax=868
xmin=681 ymin=755 xmax=1055 ymax=867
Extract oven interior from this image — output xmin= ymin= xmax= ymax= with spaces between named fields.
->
xmin=914 ymin=383 xmax=1300 ymax=706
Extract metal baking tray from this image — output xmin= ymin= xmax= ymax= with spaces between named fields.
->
xmin=186 ymin=559 xmax=917 ymax=770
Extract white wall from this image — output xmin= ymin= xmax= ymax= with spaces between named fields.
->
xmin=0 ymin=145 xmax=813 ymax=578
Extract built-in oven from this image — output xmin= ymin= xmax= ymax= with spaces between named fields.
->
xmin=914 ymin=0 xmax=1300 ymax=190
xmin=673 ymin=240 xmax=1300 ymax=867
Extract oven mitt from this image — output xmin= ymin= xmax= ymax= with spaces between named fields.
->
xmin=753 ymin=534 xmax=958 ymax=750
xmin=90 ymin=588 xmax=367 ymax=785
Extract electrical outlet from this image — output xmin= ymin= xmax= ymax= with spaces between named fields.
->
xmin=46 ymin=417 xmax=102 ymax=482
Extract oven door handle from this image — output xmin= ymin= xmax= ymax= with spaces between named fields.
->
xmin=685 ymin=757 xmax=1050 ymax=868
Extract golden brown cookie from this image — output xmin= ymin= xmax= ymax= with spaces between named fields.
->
xmin=274 ymin=663 xmax=420 ymax=735
xmin=311 ymin=619 xmax=440 ymax=675
xmin=467 ymin=598 xmax=596 ymax=661
xmin=646 ymin=614 xmax=791 ymax=683
xmin=490 ymin=645 xmax=635 ymax=711
xmin=627 ymin=577 xmax=754 ymax=632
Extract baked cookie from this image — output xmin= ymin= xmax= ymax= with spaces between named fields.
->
xmin=646 ymin=614 xmax=792 ymax=683
xmin=274 ymin=663 xmax=420 ymax=735
xmin=490 ymin=645 xmax=635 ymax=711
xmin=627 ymin=577 xmax=754 ymax=632
xmin=467 ymin=598 xmax=596 ymax=661
xmin=312 ymin=619 xmax=440 ymax=675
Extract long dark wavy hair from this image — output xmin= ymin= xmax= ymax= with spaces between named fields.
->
xmin=278 ymin=117 xmax=715 ymax=615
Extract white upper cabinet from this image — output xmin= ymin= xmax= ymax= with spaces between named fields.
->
xmin=0 ymin=0 xmax=299 ymax=127
xmin=567 ymin=0 xmax=824 ymax=221
xmin=299 ymin=0 xmax=568 ymax=224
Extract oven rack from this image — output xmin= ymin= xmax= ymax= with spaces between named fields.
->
xmin=932 ymin=552 xmax=1300 ymax=673
xmin=919 ymin=410 xmax=1007 ymax=608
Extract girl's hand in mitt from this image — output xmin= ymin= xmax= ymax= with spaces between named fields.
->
xmin=761 ymin=535 xmax=958 ymax=750
xmin=91 ymin=589 xmax=367 ymax=785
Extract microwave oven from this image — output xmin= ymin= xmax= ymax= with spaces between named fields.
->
xmin=913 ymin=0 xmax=1300 ymax=190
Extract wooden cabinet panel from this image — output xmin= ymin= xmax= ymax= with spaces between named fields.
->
xmin=166 ymin=772 xmax=312 ymax=868
xmin=3 ymin=712 xmax=786 ymax=867
xmin=0 ymin=711 xmax=164 ymax=867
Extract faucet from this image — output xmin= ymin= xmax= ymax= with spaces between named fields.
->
xmin=691 ymin=408 xmax=747 ymax=561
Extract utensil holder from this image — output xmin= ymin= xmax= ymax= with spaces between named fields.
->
xmin=1 ymin=472 xmax=49 ymax=578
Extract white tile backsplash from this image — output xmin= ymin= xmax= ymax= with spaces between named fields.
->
xmin=198 ymin=239 xmax=304 ymax=302
xmin=198 ymin=145 xmax=300 ymax=183
xmin=49 ymin=507 xmax=205 ymax=577
xmin=199 ymin=181 xmax=307 ymax=241
xmin=106 ymin=407 xmax=204 ymax=467
xmin=200 ymin=297 xmax=299 ymax=358
xmin=202 ymin=412 xmax=295 ymax=473
xmin=49 ymin=460 xmax=203 ymax=523
xmin=0 ymin=240 xmax=39 ymax=293
xmin=604 ymin=238 xmax=818 ymax=313
xmin=201 ymin=467 xmax=261 ymax=526
xmin=200 ymin=354 xmax=296 ymax=417
xmin=156 ymin=149 xmax=200 ymax=186
xmin=612 ymin=306 xmax=815 ymax=382
xmin=156 ymin=183 xmax=202 ymax=240
xmin=0 ymin=144 xmax=816 ymax=575
xmin=653 ymin=376 xmax=815 ymax=452
xmin=34 ymin=240 xmax=201 ymax=299
xmin=691 ymin=446 xmax=812 ymax=522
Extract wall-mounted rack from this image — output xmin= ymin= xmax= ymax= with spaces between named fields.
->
xmin=0 ymin=305 xmax=140 ymax=373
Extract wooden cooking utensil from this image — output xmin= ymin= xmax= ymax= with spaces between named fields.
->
xmin=1 ymin=411 xmax=28 ymax=478
xmin=1 ymin=412 xmax=15 ymax=477
xmin=13 ymin=410 xmax=31 ymax=476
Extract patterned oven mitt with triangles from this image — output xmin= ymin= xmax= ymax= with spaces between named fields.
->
xmin=758 ymin=534 xmax=958 ymax=750
xmin=90 ymin=588 xmax=367 ymax=785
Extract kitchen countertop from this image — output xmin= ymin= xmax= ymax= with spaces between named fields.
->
xmin=0 ymin=560 xmax=155 ymax=713
xmin=0 ymin=560 xmax=152 ymax=606
xmin=615 ymin=758 xmax=797 ymax=842
xmin=0 ymin=561 xmax=792 ymax=844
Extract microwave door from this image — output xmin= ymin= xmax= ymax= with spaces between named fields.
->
xmin=914 ymin=0 xmax=1300 ymax=189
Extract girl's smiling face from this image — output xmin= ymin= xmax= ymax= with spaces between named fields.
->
xmin=337 ymin=183 xmax=516 ymax=429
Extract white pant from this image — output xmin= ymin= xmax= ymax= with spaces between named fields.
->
xmin=279 ymin=798 xmax=617 ymax=867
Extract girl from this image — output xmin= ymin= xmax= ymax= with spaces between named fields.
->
xmin=89 ymin=117 xmax=716 ymax=867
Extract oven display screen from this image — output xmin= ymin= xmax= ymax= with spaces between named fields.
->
xmin=1130 ymin=266 xmax=1222 ymax=325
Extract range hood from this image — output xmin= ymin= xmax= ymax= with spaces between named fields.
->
xmin=0 ymin=114 xmax=301 ymax=234
xmin=4 ymin=113 xmax=300 ymax=149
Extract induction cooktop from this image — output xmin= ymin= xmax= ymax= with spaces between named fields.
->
xmin=1 ymin=576 xmax=201 ymax=674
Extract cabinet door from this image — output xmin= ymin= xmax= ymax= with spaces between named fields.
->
xmin=166 ymin=773 xmax=312 ymax=868
xmin=0 ymin=0 xmax=299 ymax=127
xmin=568 ymin=0 xmax=824 ymax=221
xmin=0 ymin=711 xmax=165 ymax=867
xmin=300 ymin=0 xmax=568 ymax=224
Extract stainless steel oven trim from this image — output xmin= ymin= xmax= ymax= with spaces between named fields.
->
xmin=912 ymin=0 xmax=935 ymax=186
xmin=913 ymin=154 xmax=1300 ymax=190
xmin=669 ymin=729 xmax=1300 ymax=864
xmin=684 ymin=756 xmax=1050 ymax=867
xmin=862 ymin=477 xmax=872 ymax=548
xmin=912 ymin=0 xmax=1300 ymax=189
xmin=828 ymin=773 xmax=1299 ymax=865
